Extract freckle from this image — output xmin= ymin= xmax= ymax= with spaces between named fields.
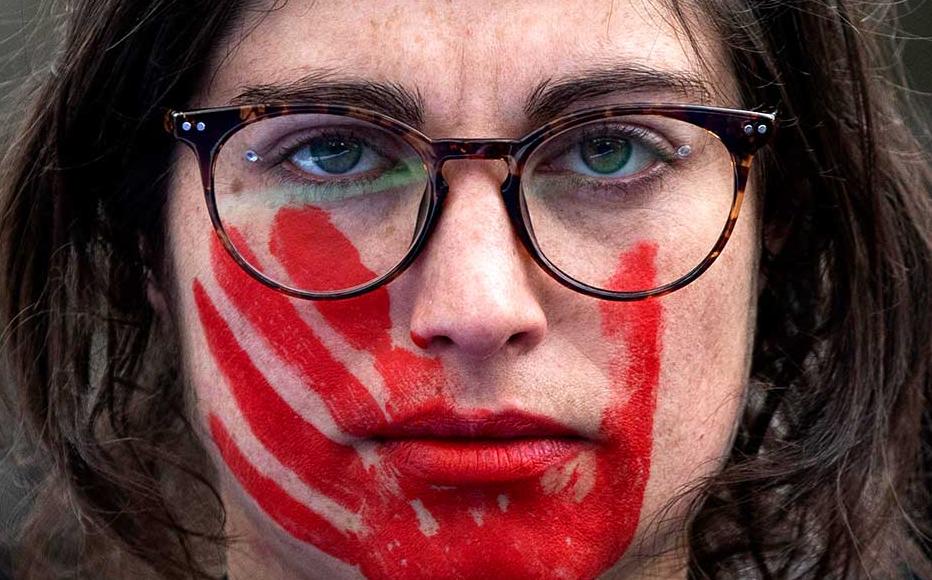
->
xmin=230 ymin=177 xmax=243 ymax=195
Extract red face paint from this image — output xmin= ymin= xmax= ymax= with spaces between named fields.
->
xmin=195 ymin=204 xmax=662 ymax=578
xmin=410 ymin=331 xmax=429 ymax=350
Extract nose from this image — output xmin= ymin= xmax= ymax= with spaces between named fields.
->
xmin=407 ymin=160 xmax=548 ymax=359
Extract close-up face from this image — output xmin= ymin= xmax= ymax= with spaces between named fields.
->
xmin=164 ymin=1 xmax=763 ymax=578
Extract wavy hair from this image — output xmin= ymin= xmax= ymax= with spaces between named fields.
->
xmin=0 ymin=0 xmax=929 ymax=578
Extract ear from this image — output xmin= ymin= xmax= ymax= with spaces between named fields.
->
xmin=140 ymin=232 xmax=172 ymax=320
xmin=146 ymin=267 xmax=171 ymax=319
xmin=758 ymin=198 xmax=795 ymax=297
xmin=763 ymin=220 xmax=790 ymax=260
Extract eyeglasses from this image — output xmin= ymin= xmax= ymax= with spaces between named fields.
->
xmin=166 ymin=103 xmax=776 ymax=301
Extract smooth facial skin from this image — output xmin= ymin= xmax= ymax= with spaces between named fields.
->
xmin=164 ymin=1 xmax=761 ymax=578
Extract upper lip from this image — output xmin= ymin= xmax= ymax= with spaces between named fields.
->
xmin=369 ymin=407 xmax=586 ymax=441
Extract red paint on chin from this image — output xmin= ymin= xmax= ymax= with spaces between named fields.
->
xmin=196 ymin=203 xmax=663 ymax=579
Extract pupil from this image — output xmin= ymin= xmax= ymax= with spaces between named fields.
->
xmin=581 ymin=138 xmax=631 ymax=174
xmin=309 ymin=137 xmax=363 ymax=174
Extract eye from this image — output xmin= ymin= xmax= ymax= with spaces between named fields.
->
xmin=288 ymin=133 xmax=384 ymax=177
xmin=560 ymin=131 xmax=662 ymax=179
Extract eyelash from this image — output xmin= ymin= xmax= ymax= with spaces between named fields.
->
xmin=542 ymin=124 xmax=675 ymax=174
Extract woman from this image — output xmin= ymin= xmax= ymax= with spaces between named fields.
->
xmin=0 ymin=0 xmax=929 ymax=578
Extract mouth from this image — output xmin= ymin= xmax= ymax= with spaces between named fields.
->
xmin=370 ymin=408 xmax=591 ymax=485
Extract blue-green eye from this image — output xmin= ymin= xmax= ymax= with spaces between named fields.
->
xmin=571 ymin=136 xmax=655 ymax=178
xmin=289 ymin=135 xmax=381 ymax=177
xmin=267 ymin=128 xmax=428 ymax=203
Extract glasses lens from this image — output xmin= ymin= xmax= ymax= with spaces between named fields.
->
xmin=522 ymin=115 xmax=735 ymax=293
xmin=214 ymin=114 xmax=429 ymax=294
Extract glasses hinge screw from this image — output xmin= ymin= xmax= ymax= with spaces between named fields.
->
xmin=181 ymin=121 xmax=192 ymax=132
xmin=757 ymin=124 xmax=768 ymax=134
xmin=743 ymin=124 xmax=754 ymax=135
xmin=196 ymin=121 xmax=207 ymax=132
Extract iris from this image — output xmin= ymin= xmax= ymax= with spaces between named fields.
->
xmin=296 ymin=137 xmax=363 ymax=175
xmin=580 ymin=138 xmax=632 ymax=175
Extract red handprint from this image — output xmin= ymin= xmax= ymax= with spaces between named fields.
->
xmin=194 ymin=205 xmax=663 ymax=579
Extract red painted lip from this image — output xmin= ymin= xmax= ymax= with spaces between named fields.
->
xmin=372 ymin=409 xmax=590 ymax=485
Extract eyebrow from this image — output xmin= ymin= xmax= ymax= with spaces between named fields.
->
xmin=524 ymin=64 xmax=713 ymax=125
xmin=231 ymin=69 xmax=426 ymax=128
xmin=230 ymin=63 xmax=711 ymax=130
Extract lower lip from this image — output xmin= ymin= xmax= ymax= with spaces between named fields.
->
xmin=379 ymin=438 xmax=588 ymax=485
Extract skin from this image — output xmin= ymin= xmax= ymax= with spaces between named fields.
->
xmin=163 ymin=1 xmax=761 ymax=578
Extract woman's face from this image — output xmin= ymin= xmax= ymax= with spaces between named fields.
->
xmin=165 ymin=1 xmax=761 ymax=578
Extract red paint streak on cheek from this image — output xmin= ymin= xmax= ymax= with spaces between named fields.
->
xmin=207 ymin=415 xmax=355 ymax=559
xmin=596 ymin=240 xmax=663 ymax=550
xmin=194 ymin=279 xmax=369 ymax=511
xmin=270 ymin=207 xmax=443 ymax=412
xmin=209 ymin=233 xmax=385 ymax=433
xmin=271 ymin=207 xmax=391 ymax=349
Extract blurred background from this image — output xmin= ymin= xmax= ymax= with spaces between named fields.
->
xmin=1 ymin=0 xmax=931 ymax=114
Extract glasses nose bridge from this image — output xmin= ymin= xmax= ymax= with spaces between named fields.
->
xmin=433 ymin=139 xmax=517 ymax=162
xmin=431 ymin=139 xmax=520 ymax=191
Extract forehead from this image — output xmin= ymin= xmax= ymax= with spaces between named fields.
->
xmin=204 ymin=0 xmax=734 ymax=132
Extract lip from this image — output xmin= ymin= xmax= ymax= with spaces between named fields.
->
xmin=372 ymin=408 xmax=590 ymax=485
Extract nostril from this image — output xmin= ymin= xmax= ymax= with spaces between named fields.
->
xmin=410 ymin=331 xmax=456 ymax=351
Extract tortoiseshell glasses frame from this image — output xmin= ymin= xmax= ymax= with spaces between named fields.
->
xmin=166 ymin=103 xmax=777 ymax=301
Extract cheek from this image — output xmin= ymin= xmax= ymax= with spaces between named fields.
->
xmin=185 ymin=203 xmax=664 ymax=579
xmin=625 ymin=200 xmax=760 ymax=557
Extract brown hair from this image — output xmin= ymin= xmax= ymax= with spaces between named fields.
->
xmin=0 ymin=0 xmax=929 ymax=578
